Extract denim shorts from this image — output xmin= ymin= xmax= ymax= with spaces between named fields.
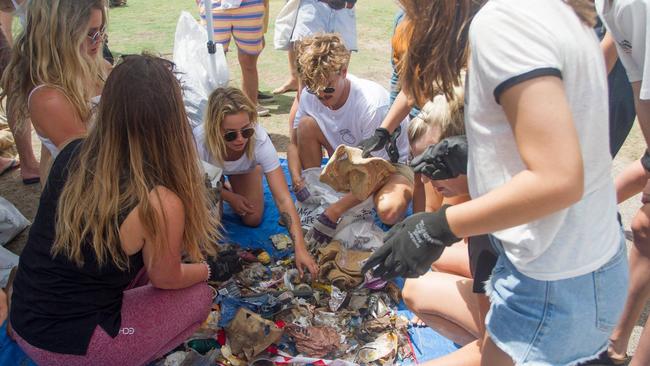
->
xmin=485 ymin=234 xmax=628 ymax=366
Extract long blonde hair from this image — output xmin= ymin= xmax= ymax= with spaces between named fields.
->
xmin=399 ymin=0 xmax=595 ymax=104
xmin=408 ymin=85 xmax=466 ymax=145
xmin=204 ymin=87 xmax=258 ymax=166
xmin=1 ymin=0 xmax=108 ymax=124
xmin=52 ymin=55 xmax=220 ymax=269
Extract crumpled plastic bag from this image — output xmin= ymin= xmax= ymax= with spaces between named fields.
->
xmin=295 ymin=167 xmax=384 ymax=251
xmin=0 ymin=196 xmax=30 ymax=246
xmin=225 ymin=308 xmax=283 ymax=361
xmin=320 ymin=146 xmax=396 ymax=201
xmin=173 ymin=11 xmax=229 ymax=129
xmin=286 ymin=325 xmax=341 ymax=358
xmin=356 ymin=332 xmax=399 ymax=365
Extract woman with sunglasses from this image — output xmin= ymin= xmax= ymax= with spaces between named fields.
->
xmin=195 ymin=87 xmax=318 ymax=278
xmin=1 ymin=0 xmax=111 ymax=180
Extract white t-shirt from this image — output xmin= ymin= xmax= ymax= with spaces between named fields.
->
xmin=293 ymin=74 xmax=410 ymax=163
xmin=194 ymin=124 xmax=281 ymax=175
xmin=466 ymin=0 xmax=620 ymax=280
xmin=596 ymin=0 xmax=650 ymax=100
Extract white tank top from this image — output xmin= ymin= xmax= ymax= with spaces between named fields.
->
xmin=28 ymin=85 xmax=101 ymax=159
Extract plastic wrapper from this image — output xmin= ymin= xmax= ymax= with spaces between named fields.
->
xmin=270 ymin=234 xmax=293 ymax=250
xmin=328 ymin=286 xmax=347 ymax=312
xmin=356 ymin=332 xmax=399 ymax=365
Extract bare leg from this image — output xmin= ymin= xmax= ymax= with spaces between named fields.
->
xmin=273 ymin=46 xmax=298 ymax=94
xmin=7 ymin=114 xmax=40 ymax=181
xmin=431 ymin=241 xmax=472 ymax=278
xmin=630 ymin=317 xmax=650 ymax=366
xmin=238 ymin=51 xmax=260 ymax=105
xmin=609 ymin=204 xmax=650 ymax=360
xmin=227 ymin=165 xmax=265 ymax=227
xmin=422 ymin=340 xmax=482 ymax=366
xmin=480 ymin=333 xmax=514 ymax=366
xmin=403 ymin=271 xmax=484 ymax=346
xmin=296 ymin=115 xmax=333 ymax=169
xmin=373 ymin=173 xmax=413 ymax=225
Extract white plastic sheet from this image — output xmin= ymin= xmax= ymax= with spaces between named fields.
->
xmin=295 ymin=168 xmax=384 ymax=251
xmin=173 ymin=11 xmax=229 ymax=129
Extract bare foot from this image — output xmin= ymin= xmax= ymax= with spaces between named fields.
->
xmin=0 ymin=156 xmax=19 ymax=175
xmin=272 ymin=79 xmax=298 ymax=95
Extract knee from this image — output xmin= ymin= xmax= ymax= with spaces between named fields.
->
xmin=296 ymin=116 xmax=320 ymax=143
xmin=242 ymin=213 xmax=263 ymax=228
xmin=189 ymin=283 xmax=214 ymax=321
xmin=376 ymin=201 xmax=405 ymax=226
xmin=238 ymin=53 xmax=259 ymax=70
xmin=402 ymin=278 xmax=423 ymax=312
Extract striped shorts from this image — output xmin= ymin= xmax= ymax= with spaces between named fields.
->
xmin=198 ymin=0 xmax=265 ymax=55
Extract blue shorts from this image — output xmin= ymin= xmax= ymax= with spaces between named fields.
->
xmin=485 ymin=235 xmax=628 ymax=366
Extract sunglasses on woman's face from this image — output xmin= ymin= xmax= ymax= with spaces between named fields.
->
xmin=87 ymin=27 xmax=106 ymax=45
xmin=223 ymin=127 xmax=255 ymax=142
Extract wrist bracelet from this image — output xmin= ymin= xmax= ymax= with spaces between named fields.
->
xmin=642 ymin=150 xmax=650 ymax=173
xmin=202 ymin=260 xmax=211 ymax=282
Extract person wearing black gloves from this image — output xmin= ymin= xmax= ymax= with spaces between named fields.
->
xmin=401 ymin=133 xmax=497 ymax=366
xmin=363 ymin=1 xmax=628 ymax=365
xmin=287 ymin=34 xmax=414 ymax=247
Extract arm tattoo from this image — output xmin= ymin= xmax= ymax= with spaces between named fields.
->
xmin=280 ymin=211 xmax=296 ymax=242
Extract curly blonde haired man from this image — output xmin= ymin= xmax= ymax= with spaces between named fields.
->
xmin=287 ymin=33 xmax=413 ymax=246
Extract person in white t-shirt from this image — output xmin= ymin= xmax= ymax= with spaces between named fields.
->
xmin=363 ymin=1 xmax=628 ymax=365
xmin=286 ymin=33 xmax=414 ymax=246
xmin=195 ymin=87 xmax=318 ymax=277
xmin=595 ymin=1 xmax=650 ymax=365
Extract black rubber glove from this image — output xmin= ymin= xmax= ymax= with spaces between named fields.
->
xmin=359 ymin=128 xmax=391 ymax=158
xmin=207 ymin=250 xmax=243 ymax=282
xmin=385 ymin=126 xmax=402 ymax=164
xmin=361 ymin=205 xmax=460 ymax=280
xmin=410 ymin=135 xmax=468 ymax=180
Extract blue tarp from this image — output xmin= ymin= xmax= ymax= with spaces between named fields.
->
xmin=0 ymin=159 xmax=457 ymax=365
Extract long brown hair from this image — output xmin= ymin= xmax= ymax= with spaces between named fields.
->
xmin=398 ymin=0 xmax=595 ymax=104
xmin=204 ymin=87 xmax=257 ymax=166
xmin=52 ymin=55 xmax=220 ymax=269
xmin=1 ymin=0 xmax=108 ymax=124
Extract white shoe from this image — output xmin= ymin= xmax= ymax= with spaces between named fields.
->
xmin=256 ymin=104 xmax=270 ymax=117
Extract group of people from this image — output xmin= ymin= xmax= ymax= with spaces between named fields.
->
xmin=0 ymin=0 xmax=649 ymax=365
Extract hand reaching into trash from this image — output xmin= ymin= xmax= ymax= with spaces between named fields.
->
xmin=410 ymin=135 xmax=468 ymax=180
xmin=227 ymin=192 xmax=255 ymax=217
xmin=359 ymin=128 xmax=391 ymax=158
xmin=305 ymin=212 xmax=338 ymax=246
xmin=295 ymin=246 xmax=319 ymax=278
xmin=206 ymin=250 xmax=244 ymax=282
xmin=361 ymin=206 xmax=460 ymax=280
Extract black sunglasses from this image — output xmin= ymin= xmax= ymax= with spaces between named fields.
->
xmin=223 ymin=127 xmax=255 ymax=142
xmin=306 ymin=86 xmax=336 ymax=95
